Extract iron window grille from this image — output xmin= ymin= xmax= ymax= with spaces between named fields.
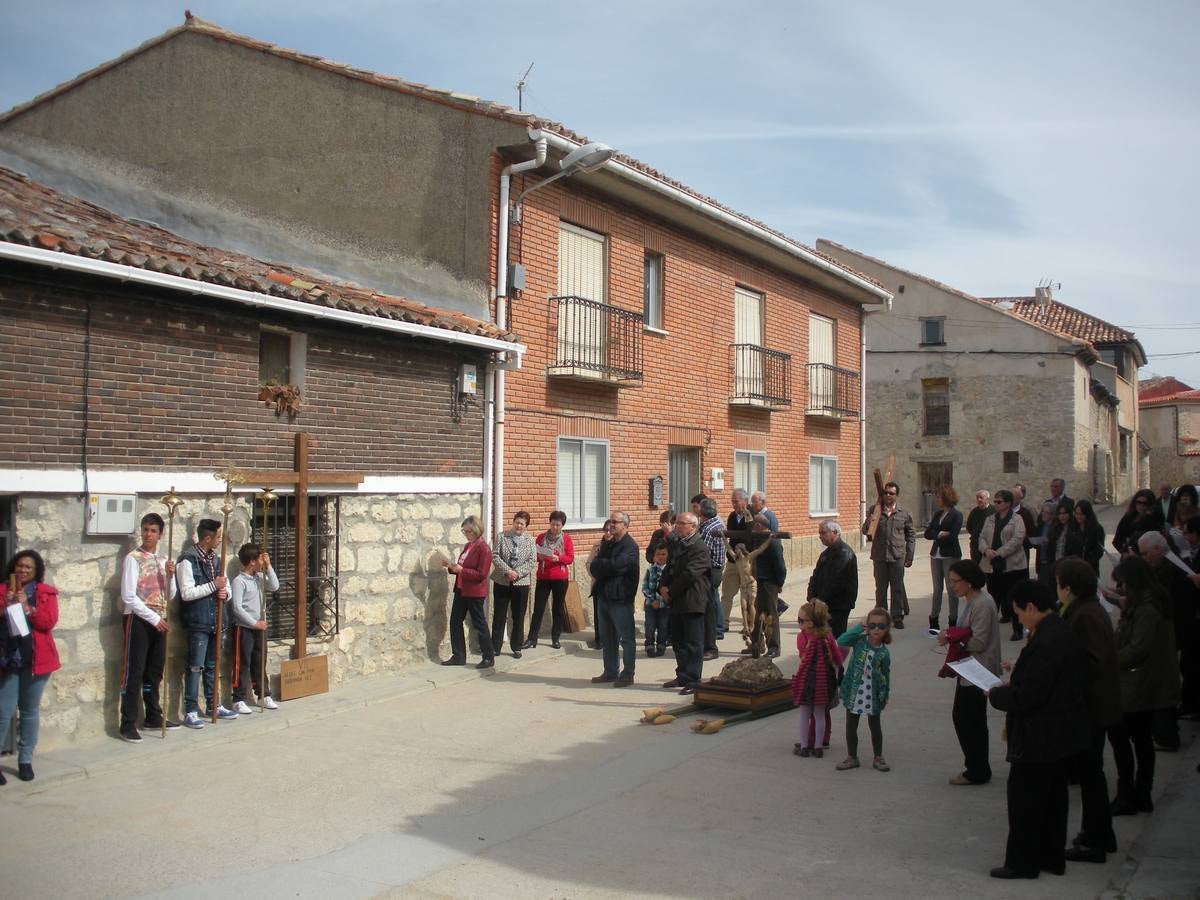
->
xmin=730 ymin=344 xmax=791 ymax=407
xmin=548 ymin=295 xmax=643 ymax=383
xmin=806 ymin=363 xmax=861 ymax=418
xmin=253 ymin=494 xmax=341 ymax=641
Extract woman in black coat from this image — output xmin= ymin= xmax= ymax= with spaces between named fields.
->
xmin=1071 ymin=499 xmax=1107 ymax=574
xmin=987 ymin=580 xmax=1089 ymax=880
xmin=924 ymin=485 xmax=963 ymax=631
xmin=1112 ymin=489 xmax=1163 ymax=555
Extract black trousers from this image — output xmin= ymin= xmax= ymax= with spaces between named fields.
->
xmin=988 ymin=569 xmax=1027 ymax=637
xmin=830 ymin=607 xmax=851 ymax=639
xmin=232 ymin=625 xmax=270 ymax=701
xmin=1109 ymin=708 xmax=1155 ymax=797
xmin=952 ymin=681 xmax=991 ymax=783
xmin=490 ymin=583 xmax=528 ymax=653
xmin=1067 ymin=725 xmax=1115 ymax=850
xmin=846 ymin=711 xmax=883 ymax=758
xmin=703 ymin=568 xmax=721 ymax=651
xmin=120 ymin=615 xmax=166 ymax=730
xmin=671 ymin=610 xmax=705 ymax=686
xmin=450 ymin=590 xmax=491 ymax=661
xmin=1005 ymin=759 xmax=1068 ymax=876
xmin=528 ymin=578 xmax=568 ymax=642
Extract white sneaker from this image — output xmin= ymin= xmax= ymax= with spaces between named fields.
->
xmin=259 ymin=696 xmax=279 ymax=710
xmin=183 ymin=711 xmax=205 ymax=729
xmin=233 ymin=700 xmax=254 ymax=715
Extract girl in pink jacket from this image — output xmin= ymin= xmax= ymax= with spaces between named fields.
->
xmin=791 ymin=599 xmax=844 ymax=758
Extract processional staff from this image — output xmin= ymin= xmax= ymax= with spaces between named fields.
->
xmin=212 ymin=466 xmax=245 ymax=724
xmin=256 ymin=487 xmax=278 ymax=712
xmin=159 ymin=486 xmax=183 ymax=739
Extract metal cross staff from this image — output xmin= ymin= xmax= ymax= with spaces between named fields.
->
xmin=256 ymin=486 xmax=277 ymax=711
xmin=159 ymin=486 xmax=183 ymax=738
xmin=212 ymin=466 xmax=245 ymax=723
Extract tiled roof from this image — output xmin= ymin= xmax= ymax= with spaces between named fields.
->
xmin=1139 ymin=375 xmax=1194 ymax=402
xmin=1140 ymin=389 xmax=1200 ymax=407
xmin=984 ymin=296 xmax=1136 ymax=345
xmin=0 ymin=166 xmax=515 ymax=342
xmin=0 ymin=13 xmax=882 ymax=296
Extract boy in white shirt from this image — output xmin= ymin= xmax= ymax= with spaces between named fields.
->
xmin=229 ymin=543 xmax=280 ymax=713
xmin=119 ymin=513 xmax=176 ymax=742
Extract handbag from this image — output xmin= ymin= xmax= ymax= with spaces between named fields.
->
xmin=562 ymin=581 xmax=587 ymax=633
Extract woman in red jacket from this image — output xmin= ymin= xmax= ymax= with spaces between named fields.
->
xmin=524 ymin=510 xmax=575 ymax=650
xmin=441 ymin=516 xmax=495 ymax=669
xmin=0 ymin=549 xmax=61 ymax=784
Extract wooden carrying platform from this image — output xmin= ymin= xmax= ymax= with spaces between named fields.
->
xmin=693 ymin=679 xmax=792 ymax=714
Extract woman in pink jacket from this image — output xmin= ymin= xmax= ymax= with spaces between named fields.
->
xmin=0 ymin=549 xmax=61 ymax=783
xmin=442 ymin=516 xmax=495 ymax=669
xmin=524 ymin=510 xmax=575 ymax=650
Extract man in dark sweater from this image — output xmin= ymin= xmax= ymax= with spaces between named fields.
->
xmin=660 ymin=512 xmax=711 ymax=695
xmin=588 ymin=511 xmax=640 ymax=687
xmin=808 ymin=520 xmax=858 ymax=637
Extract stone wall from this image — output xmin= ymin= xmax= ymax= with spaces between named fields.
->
xmin=12 ymin=491 xmax=481 ymax=751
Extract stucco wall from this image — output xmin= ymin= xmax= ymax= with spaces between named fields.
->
xmin=1142 ymin=404 xmax=1200 ymax=486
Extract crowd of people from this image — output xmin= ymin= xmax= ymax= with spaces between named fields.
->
xmin=2 ymin=477 xmax=1196 ymax=885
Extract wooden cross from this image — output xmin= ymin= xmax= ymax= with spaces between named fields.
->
xmin=866 ymin=454 xmax=896 ymax=540
xmin=235 ymin=432 xmax=363 ymax=659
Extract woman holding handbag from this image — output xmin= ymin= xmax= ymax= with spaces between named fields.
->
xmin=525 ymin=511 xmax=575 ymax=650
xmin=939 ymin=559 xmax=1001 ymax=786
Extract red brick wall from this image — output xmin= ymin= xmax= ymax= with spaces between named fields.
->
xmin=493 ymin=163 xmax=865 ymax=543
xmin=0 ymin=267 xmax=487 ymax=474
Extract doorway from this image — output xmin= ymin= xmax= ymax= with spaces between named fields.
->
xmin=668 ymin=447 xmax=702 ymax=515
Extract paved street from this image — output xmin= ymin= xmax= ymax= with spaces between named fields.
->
xmin=2 ymin=524 xmax=1197 ymax=899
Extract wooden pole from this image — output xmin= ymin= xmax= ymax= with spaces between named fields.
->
xmin=213 ymin=466 xmax=243 ymax=723
xmin=159 ymin=486 xmax=183 ymax=738
xmin=256 ymin=487 xmax=277 ymax=710
xmin=294 ymin=433 xmax=309 ymax=660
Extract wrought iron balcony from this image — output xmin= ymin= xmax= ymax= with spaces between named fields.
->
xmin=547 ymin=295 xmax=643 ymax=385
xmin=806 ymin=362 xmax=861 ymax=419
xmin=729 ymin=344 xmax=791 ymax=409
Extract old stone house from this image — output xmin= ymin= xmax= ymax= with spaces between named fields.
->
xmin=0 ymin=13 xmax=892 ymax=576
xmin=1139 ymin=376 xmax=1200 ymax=487
xmin=815 ymin=240 xmax=1145 ymax=522
xmin=0 ymin=165 xmax=522 ymax=748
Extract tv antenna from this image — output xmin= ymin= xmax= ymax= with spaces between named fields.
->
xmin=516 ymin=62 xmax=534 ymax=111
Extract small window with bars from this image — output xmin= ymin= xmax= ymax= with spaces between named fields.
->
xmin=922 ymin=378 xmax=950 ymax=436
xmin=1002 ymin=451 xmax=1020 ymax=473
xmin=920 ymin=317 xmax=945 ymax=346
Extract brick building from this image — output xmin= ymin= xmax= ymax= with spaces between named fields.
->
xmin=0 ymin=165 xmax=521 ymax=747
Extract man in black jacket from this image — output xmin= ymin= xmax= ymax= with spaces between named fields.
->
xmin=589 ymin=511 xmax=640 ymax=687
xmin=808 ymin=520 xmax=858 ymax=637
xmin=660 ymin=512 xmax=711 ymax=695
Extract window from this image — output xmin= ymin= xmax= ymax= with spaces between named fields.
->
xmin=558 ymin=223 xmax=608 ymax=367
xmin=1100 ymin=347 xmax=1130 ymax=380
xmin=1002 ymin=451 xmax=1020 ymax=473
xmin=808 ymin=314 xmax=835 ymax=408
xmin=734 ymin=287 xmax=765 ymax=397
xmin=734 ymin=450 xmax=766 ymax=496
xmin=1119 ymin=429 xmax=1132 ymax=474
xmin=0 ymin=497 xmax=14 ymax=569
xmin=920 ymin=317 xmax=945 ymax=345
xmin=258 ymin=328 xmax=306 ymax=388
xmin=557 ymin=438 xmax=609 ymax=526
xmin=922 ymin=378 xmax=950 ymax=436
xmin=809 ymin=456 xmax=838 ymax=516
xmin=643 ymin=252 xmax=664 ymax=331
xmin=255 ymin=495 xmax=340 ymax=639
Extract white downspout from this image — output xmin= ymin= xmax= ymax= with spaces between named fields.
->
xmin=482 ymin=362 xmax=495 ymax=542
xmin=493 ymin=133 xmax=548 ymax=539
xmin=859 ymin=299 xmax=890 ymax=543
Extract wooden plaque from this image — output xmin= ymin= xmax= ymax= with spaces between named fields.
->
xmin=279 ymin=654 xmax=329 ymax=701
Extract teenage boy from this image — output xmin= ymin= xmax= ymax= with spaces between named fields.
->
xmin=119 ymin=513 xmax=176 ymax=742
xmin=229 ymin=543 xmax=279 ymax=713
xmin=177 ymin=518 xmax=238 ymax=728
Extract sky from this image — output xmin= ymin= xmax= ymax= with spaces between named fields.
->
xmin=3 ymin=0 xmax=1198 ymax=384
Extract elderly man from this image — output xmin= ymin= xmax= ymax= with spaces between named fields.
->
xmin=698 ymin=498 xmax=726 ymax=656
xmin=1138 ymin=531 xmax=1192 ymax=750
xmin=861 ymin=481 xmax=915 ymax=628
xmin=660 ymin=512 xmax=711 ymax=695
xmin=966 ymin=490 xmax=995 ymax=565
xmin=750 ymin=491 xmax=779 ymax=531
xmin=1046 ymin=478 xmax=1073 ymax=511
xmin=588 ymin=511 xmax=640 ymax=687
xmin=722 ymin=489 xmax=754 ymax=625
xmin=1157 ymin=481 xmax=1175 ymax=523
xmin=808 ymin=520 xmax=858 ymax=637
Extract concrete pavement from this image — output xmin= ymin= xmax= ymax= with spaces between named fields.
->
xmin=1 ymin=519 xmax=1197 ymax=899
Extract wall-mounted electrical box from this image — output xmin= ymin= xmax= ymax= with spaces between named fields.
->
xmin=87 ymin=494 xmax=137 ymax=535
xmin=459 ymin=363 xmax=478 ymax=396
xmin=710 ymin=467 xmax=726 ymax=491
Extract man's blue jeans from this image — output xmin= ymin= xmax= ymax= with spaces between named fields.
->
xmin=184 ymin=629 xmax=217 ymax=715
xmin=0 ymin=668 xmax=50 ymax=764
xmin=597 ymin=598 xmax=636 ymax=677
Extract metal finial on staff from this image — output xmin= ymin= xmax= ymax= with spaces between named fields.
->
xmin=159 ymin=486 xmax=183 ymax=738
xmin=256 ymin=486 xmax=278 ymax=711
xmin=212 ymin=467 xmax=245 ymax=723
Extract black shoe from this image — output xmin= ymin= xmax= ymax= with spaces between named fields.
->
xmin=521 ymin=639 xmax=537 ymax=650
xmin=656 ymin=645 xmax=666 ymax=656
xmin=551 ymin=640 xmax=561 ymax=649
xmin=476 ymin=658 xmax=495 ymax=670
xmin=1110 ymin=797 xmax=1138 ymax=816
xmin=1136 ymin=791 xmax=1154 ymax=813
xmin=145 ymin=720 xmax=182 ymax=731
xmin=767 ymin=649 xmax=780 ymax=659
xmin=492 ymin=644 xmax=504 ymax=656
xmin=1073 ymin=832 xmax=1117 ymax=853
xmin=989 ymin=866 xmax=1037 ymax=880
xmin=812 ymin=748 xmax=823 ymax=759
xmin=588 ymin=641 xmax=600 ymax=649
xmin=0 ymin=770 xmax=5 ymax=785
xmin=1041 ymin=862 xmax=1065 ymax=876
xmin=512 ymin=651 xmax=522 ymax=659
xmin=679 ymin=685 xmax=696 ymax=695
xmin=614 ymin=675 xmax=634 ymax=687
xmin=120 ymin=725 xmax=143 ymax=744
xmin=1064 ymin=846 xmax=1106 ymax=864
xmin=441 ymin=657 xmax=466 ymax=666
xmin=591 ymin=673 xmax=617 ymax=683
xmin=893 ymin=618 xmax=905 ymax=629
xmin=663 ymin=678 xmax=683 ymax=688
xmin=17 ymin=763 xmax=33 ymax=782
xmin=703 ymin=650 xmax=719 ymax=661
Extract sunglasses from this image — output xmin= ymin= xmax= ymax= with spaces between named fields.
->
xmin=866 ymin=623 xmax=889 ymax=631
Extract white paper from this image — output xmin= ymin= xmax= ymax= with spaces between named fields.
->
xmin=6 ymin=602 xmax=30 ymax=637
xmin=535 ymin=544 xmax=557 ymax=558
xmin=1166 ymin=550 xmax=1195 ymax=577
xmin=948 ymin=656 xmax=1003 ymax=692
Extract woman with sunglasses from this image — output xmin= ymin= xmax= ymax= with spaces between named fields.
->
xmin=1113 ymin=489 xmax=1163 ymax=556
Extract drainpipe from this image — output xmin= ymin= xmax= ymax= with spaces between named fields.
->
xmin=493 ymin=132 xmax=548 ymax=538
xmin=859 ymin=299 xmax=891 ymax=542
